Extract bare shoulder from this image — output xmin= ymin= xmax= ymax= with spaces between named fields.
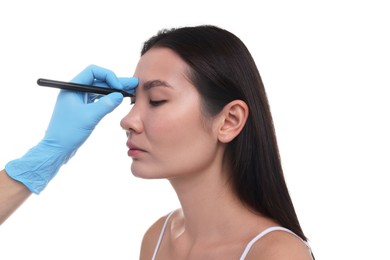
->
xmin=139 ymin=211 xmax=172 ymax=260
xmin=245 ymin=229 xmax=313 ymax=260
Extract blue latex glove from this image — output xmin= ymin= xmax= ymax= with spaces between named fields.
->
xmin=5 ymin=65 xmax=138 ymax=194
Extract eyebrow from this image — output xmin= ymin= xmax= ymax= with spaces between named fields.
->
xmin=142 ymin=80 xmax=174 ymax=91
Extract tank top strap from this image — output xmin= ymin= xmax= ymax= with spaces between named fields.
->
xmin=239 ymin=226 xmax=311 ymax=260
xmin=151 ymin=211 xmax=175 ymax=260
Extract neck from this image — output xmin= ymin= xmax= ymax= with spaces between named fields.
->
xmin=168 ymin=162 xmax=257 ymax=241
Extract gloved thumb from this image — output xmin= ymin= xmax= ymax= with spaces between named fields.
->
xmin=119 ymin=77 xmax=139 ymax=92
xmin=89 ymin=92 xmax=124 ymax=120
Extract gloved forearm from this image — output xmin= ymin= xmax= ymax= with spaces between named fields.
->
xmin=5 ymin=142 xmax=75 ymax=194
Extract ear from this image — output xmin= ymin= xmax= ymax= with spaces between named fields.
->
xmin=217 ymin=100 xmax=249 ymax=143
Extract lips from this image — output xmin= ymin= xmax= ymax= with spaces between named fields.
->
xmin=126 ymin=141 xmax=146 ymax=157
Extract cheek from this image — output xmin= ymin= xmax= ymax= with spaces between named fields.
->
xmin=147 ymin=103 xmax=202 ymax=147
xmin=144 ymin=101 xmax=217 ymax=176
xmin=146 ymin=92 xmax=204 ymax=143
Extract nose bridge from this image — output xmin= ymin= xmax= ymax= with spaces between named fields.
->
xmin=120 ymin=103 xmax=142 ymax=132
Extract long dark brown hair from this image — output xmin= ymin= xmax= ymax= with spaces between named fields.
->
xmin=141 ymin=25 xmax=311 ymax=248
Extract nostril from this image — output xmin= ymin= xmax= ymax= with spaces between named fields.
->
xmin=124 ymin=129 xmax=134 ymax=138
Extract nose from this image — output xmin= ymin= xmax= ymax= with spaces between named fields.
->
xmin=120 ymin=104 xmax=143 ymax=136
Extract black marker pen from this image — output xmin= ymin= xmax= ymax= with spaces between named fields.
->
xmin=37 ymin=78 xmax=135 ymax=98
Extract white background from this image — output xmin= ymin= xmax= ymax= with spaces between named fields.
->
xmin=1 ymin=0 xmax=389 ymax=259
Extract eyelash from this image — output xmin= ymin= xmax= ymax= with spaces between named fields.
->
xmin=129 ymin=98 xmax=166 ymax=107
xmin=149 ymin=100 xmax=166 ymax=106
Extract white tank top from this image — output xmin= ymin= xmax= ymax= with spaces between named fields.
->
xmin=151 ymin=211 xmax=311 ymax=260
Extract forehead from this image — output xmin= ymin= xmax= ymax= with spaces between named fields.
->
xmin=132 ymin=47 xmax=197 ymax=98
xmin=134 ymin=47 xmax=189 ymax=80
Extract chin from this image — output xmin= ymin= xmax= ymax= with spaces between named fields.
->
xmin=131 ymin=165 xmax=163 ymax=179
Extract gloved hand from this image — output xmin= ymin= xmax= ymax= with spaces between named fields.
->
xmin=5 ymin=65 xmax=138 ymax=194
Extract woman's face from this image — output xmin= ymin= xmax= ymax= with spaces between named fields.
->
xmin=120 ymin=47 xmax=221 ymax=179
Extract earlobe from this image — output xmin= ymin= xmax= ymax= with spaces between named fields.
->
xmin=218 ymin=100 xmax=249 ymax=143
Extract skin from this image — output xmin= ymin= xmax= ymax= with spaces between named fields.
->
xmin=120 ymin=47 xmax=313 ymax=259
xmin=0 ymin=169 xmax=31 ymax=224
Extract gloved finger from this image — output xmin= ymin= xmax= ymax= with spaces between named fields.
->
xmin=91 ymin=65 xmax=123 ymax=90
xmin=57 ymin=89 xmax=86 ymax=105
xmin=71 ymin=65 xmax=122 ymax=90
xmin=71 ymin=65 xmax=100 ymax=85
xmin=85 ymin=77 xmax=138 ymax=104
xmin=118 ymin=77 xmax=139 ymax=92
xmin=87 ymin=92 xmax=124 ymax=122
xmin=92 ymin=77 xmax=138 ymax=91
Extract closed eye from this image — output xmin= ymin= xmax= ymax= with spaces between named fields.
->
xmin=149 ymin=100 xmax=166 ymax=106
